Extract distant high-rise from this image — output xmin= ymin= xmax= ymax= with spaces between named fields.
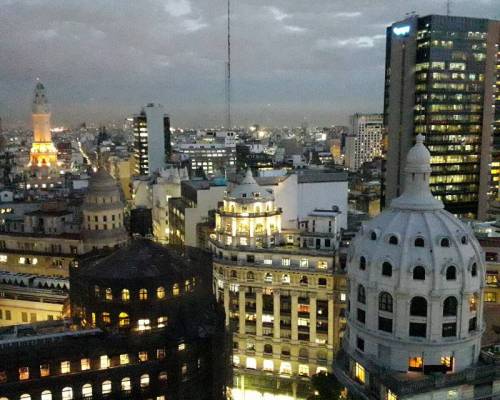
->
xmin=133 ymin=103 xmax=170 ymax=176
xmin=382 ymin=15 xmax=500 ymax=219
xmin=345 ymin=113 xmax=383 ymax=171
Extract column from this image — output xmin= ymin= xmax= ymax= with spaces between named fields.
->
xmin=429 ymin=293 xmax=442 ymax=340
xmin=224 ymin=286 xmax=230 ymax=327
xmin=256 ymin=288 xmax=263 ymax=337
xmin=291 ymin=291 xmax=298 ymax=341
xmin=273 ymin=290 xmax=280 ymax=339
xmin=239 ymin=286 xmax=246 ymax=335
xmin=309 ymin=294 xmax=317 ymax=344
xmin=327 ymin=294 xmax=334 ymax=346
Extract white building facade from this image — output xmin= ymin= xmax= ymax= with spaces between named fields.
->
xmin=345 ymin=113 xmax=383 ymax=171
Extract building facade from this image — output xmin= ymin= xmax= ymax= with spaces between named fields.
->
xmin=382 ymin=15 xmax=500 ymax=219
xmin=345 ymin=114 xmax=383 ymax=172
xmin=210 ymin=170 xmax=347 ymax=397
xmin=133 ymin=104 xmax=171 ymax=176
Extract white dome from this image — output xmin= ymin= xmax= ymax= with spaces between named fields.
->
xmin=346 ymin=135 xmax=485 ymax=373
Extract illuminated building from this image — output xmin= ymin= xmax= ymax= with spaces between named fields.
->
xmin=335 ymin=135 xmax=499 ymax=399
xmin=210 ymin=170 xmax=346 ymax=397
xmin=0 ymin=240 xmax=228 ymax=400
xmin=382 ymin=15 xmax=500 ymax=219
xmin=133 ymin=103 xmax=171 ymax=176
xmin=345 ymin=113 xmax=383 ymax=172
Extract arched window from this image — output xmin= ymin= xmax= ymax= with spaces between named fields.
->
xmin=413 ymin=266 xmax=426 ymax=280
xmin=389 ymin=236 xmax=398 ymax=245
xmin=118 ymin=312 xmax=130 ymax=327
xmin=247 ymin=271 xmax=255 ymax=281
xmin=94 ymin=285 xmax=100 ymax=297
xmin=140 ymin=374 xmax=150 ymax=388
xmin=282 ymin=274 xmax=290 ymax=284
xmin=121 ymin=289 xmax=130 ymax=301
xmin=379 ymin=292 xmax=393 ymax=312
xmin=370 ymin=231 xmax=377 ymax=240
xmin=41 ymin=390 xmax=52 ymax=400
xmin=139 ymin=288 xmax=148 ymax=300
xmin=382 ymin=262 xmax=393 ymax=277
xmin=230 ymin=270 xmax=237 ymax=278
xmin=410 ymin=297 xmax=427 ymax=317
xmin=61 ymin=387 xmax=73 ymax=400
xmin=300 ymin=275 xmax=308 ymax=285
xmin=461 ymin=235 xmax=468 ymax=244
xmin=158 ymin=371 xmax=168 ymax=381
xmin=20 ymin=395 xmax=31 ymax=400
xmin=82 ymin=384 xmax=92 ymax=398
xmin=172 ymin=283 xmax=180 ymax=296
xmin=443 ymin=297 xmax=458 ymax=317
xmin=446 ymin=266 xmax=457 ymax=280
xmin=264 ymin=344 xmax=273 ymax=354
xmin=264 ymin=273 xmax=273 ymax=283
xmin=359 ymin=256 xmax=366 ymax=271
xmin=441 ymin=237 xmax=450 ymax=247
xmin=471 ymin=263 xmax=477 ymax=277
xmin=414 ymin=238 xmax=425 ymax=247
xmin=102 ymin=380 xmax=112 ymax=394
xmin=105 ymin=288 xmax=112 ymax=301
xmin=157 ymin=286 xmax=165 ymax=299
xmin=357 ymin=285 xmax=366 ymax=304
xmin=121 ymin=377 xmax=131 ymax=392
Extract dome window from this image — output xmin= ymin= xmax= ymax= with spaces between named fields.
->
xmin=414 ymin=238 xmax=425 ymax=247
xmin=471 ymin=263 xmax=478 ymax=277
xmin=389 ymin=236 xmax=398 ymax=245
xmin=443 ymin=297 xmax=458 ymax=317
xmin=359 ymin=256 xmax=366 ymax=271
xmin=461 ymin=235 xmax=468 ymax=244
xmin=413 ymin=266 xmax=426 ymax=280
xmin=446 ymin=266 xmax=457 ymax=280
xmin=410 ymin=297 xmax=427 ymax=317
xmin=382 ymin=262 xmax=393 ymax=277
xmin=379 ymin=292 xmax=393 ymax=313
xmin=370 ymin=231 xmax=377 ymax=241
xmin=157 ymin=286 xmax=166 ymax=299
xmin=119 ymin=312 xmax=130 ymax=327
xmin=440 ymin=237 xmax=450 ymax=247
xmin=357 ymin=285 xmax=366 ymax=304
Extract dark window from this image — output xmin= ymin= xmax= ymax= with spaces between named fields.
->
xmin=389 ymin=236 xmax=398 ymax=245
xmin=300 ymin=276 xmax=308 ymax=285
xmin=359 ymin=256 xmax=366 ymax=271
xmin=370 ymin=232 xmax=377 ymax=240
xmin=441 ymin=238 xmax=450 ymax=247
xmin=469 ymin=317 xmax=477 ymax=332
xmin=379 ymin=292 xmax=393 ymax=312
xmin=246 ymin=271 xmax=254 ymax=280
xmin=409 ymin=322 xmax=427 ymax=337
xmin=357 ymin=309 xmax=366 ymax=324
xmin=446 ymin=266 xmax=457 ymax=280
xmin=263 ymin=344 xmax=272 ymax=354
xmin=443 ymin=297 xmax=458 ymax=317
xmin=318 ymin=278 xmax=327 ymax=287
xmin=356 ymin=336 xmax=364 ymax=351
xmin=230 ymin=270 xmax=237 ymax=278
xmin=442 ymin=323 xmax=457 ymax=337
xmin=246 ymin=255 xmax=255 ymax=263
xmin=357 ymin=285 xmax=366 ymax=304
xmin=413 ymin=266 xmax=426 ymax=280
xmin=414 ymin=238 xmax=425 ymax=247
xmin=378 ymin=317 xmax=393 ymax=333
xmin=471 ymin=263 xmax=477 ymax=277
xmin=461 ymin=235 xmax=468 ymax=244
xmin=382 ymin=262 xmax=392 ymax=277
xmin=410 ymin=297 xmax=427 ymax=317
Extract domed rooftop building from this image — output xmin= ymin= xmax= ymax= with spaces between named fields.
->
xmin=336 ymin=135 xmax=490 ymax=399
xmin=81 ymin=167 xmax=128 ymax=252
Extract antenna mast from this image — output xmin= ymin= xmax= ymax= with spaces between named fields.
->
xmin=446 ymin=0 xmax=451 ymax=16
xmin=225 ymin=0 xmax=231 ymax=130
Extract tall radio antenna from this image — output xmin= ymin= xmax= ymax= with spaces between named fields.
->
xmin=446 ymin=0 xmax=451 ymax=16
xmin=225 ymin=0 xmax=231 ymax=130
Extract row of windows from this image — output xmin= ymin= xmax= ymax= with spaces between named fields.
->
xmin=94 ymin=282 xmax=194 ymax=301
xmin=227 ymin=270 xmax=328 ymax=287
xmin=369 ymin=232 xmax=469 ymax=247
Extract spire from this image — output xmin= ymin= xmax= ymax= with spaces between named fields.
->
xmin=32 ymin=81 xmax=49 ymax=114
xmin=391 ymin=134 xmax=443 ymax=211
xmin=241 ymin=168 xmax=256 ymax=185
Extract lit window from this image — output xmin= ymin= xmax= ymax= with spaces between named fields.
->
xmin=140 ymin=374 xmax=150 ymax=388
xmin=138 ymin=319 xmax=151 ymax=331
xmin=119 ymin=312 xmax=129 ymax=327
xmin=121 ymin=289 xmax=130 ymax=301
xmin=0 ymin=255 xmax=7 ymax=262
xmin=157 ymin=348 xmax=166 ymax=359
xmin=232 ymin=355 xmax=240 ymax=366
xmin=298 ymin=364 xmax=309 ymax=376
xmin=102 ymin=312 xmax=111 ymax=324
xmin=82 ymin=383 xmax=92 ymax=398
xmin=19 ymin=367 xmax=30 ymax=380
xmin=81 ymin=359 xmax=90 ymax=371
xmin=281 ymin=274 xmax=290 ymax=284
xmin=138 ymin=351 xmax=148 ymax=362
xmin=263 ymin=259 xmax=272 ymax=265
xmin=178 ymin=343 xmax=186 ymax=351
xmin=246 ymin=357 xmax=257 ymax=369
xmin=40 ymin=363 xmax=50 ymax=377
xmin=317 ymin=260 xmax=328 ymax=269
xmin=263 ymin=359 xmax=273 ymax=371
xmin=408 ymin=357 xmax=423 ymax=371
xmin=105 ymin=288 xmax=112 ymax=301
xmin=102 ymin=381 xmax=112 ymax=395
xmin=100 ymin=355 xmax=110 ymax=369
xmin=157 ymin=286 xmax=166 ymax=299
xmin=388 ymin=390 xmax=397 ymax=400
xmin=19 ymin=394 xmax=31 ymax=400
xmin=172 ymin=284 xmax=180 ymax=296
xmin=282 ymin=258 xmax=290 ymax=266
xmin=264 ymin=273 xmax=273 ymax=283
xmin=157 ymin=316 xmax=168 ymax=328
xmin=139 ymin=288 xmax=148 ymax=300
xmin=120 ymin=354 xmax=129 ymax=365
xmin=61 ymin=361 xmax=71 ymax=374
xmin=279 ymin=361 xmax=292 ymax=375
xmin=61 ymin=387 xmax=73 ymax=400
xmin=354 ymin=362 xmax=365 ymax=384
xmin=41 ymin=390 xmax=52 ymax=400
xmin=121 ymin=377 xmax=131 ymax=392
xmin=299 ymin=259 xmax=308 ymax=268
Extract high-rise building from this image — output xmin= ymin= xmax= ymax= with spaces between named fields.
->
xmin=27 ymin=82 xmax=60 ymax=184
xmin=133 ymin=103 xmax=171 ymax=176
xmin=382 ymin=15 xmax=500 ymax=219
xmin=345 ymin=113 xmax=383 ymax=171
xmin=335 ymin=135 xmax=497 ymax=399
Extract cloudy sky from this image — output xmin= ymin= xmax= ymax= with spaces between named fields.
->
xmin=0 ymin=0 xmax=497 ymax=128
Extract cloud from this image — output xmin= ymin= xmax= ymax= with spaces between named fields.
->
xmin=164 ymin=0 xmax=191 ymax=17
xmin=284 ymin=25 xmax=307 ymax=33
xmin=182 ymin=17 xmax=208 ymax=32
xmin=332 ymin=11 xmax=362 ymax=18
xmin=268 ymin=6 xmax=289 ymax=22
xmin=316 ymin=34 xmax=386 ymax=49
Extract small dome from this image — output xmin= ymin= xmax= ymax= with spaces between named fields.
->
xmin=405 ymin=134 xmax=431 ymax=173
xmin=227 ymin=169 xmax=273 ymax=201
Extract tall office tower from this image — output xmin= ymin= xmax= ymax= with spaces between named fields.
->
xmin=28 ymin=82 xmax=58 ymax=174
xmin=133 ymin=103 xmax=171 ymax=176
xmin=382 ymin=15 xmax=500 ymax=219
xmin=345 ymin=113 xmax=383 ymax=171
xmin=335 ymin=136 xmax=494 ymax=399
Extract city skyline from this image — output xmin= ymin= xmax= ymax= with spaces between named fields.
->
xmin=0 ymin=0 xmax=498 ymax=128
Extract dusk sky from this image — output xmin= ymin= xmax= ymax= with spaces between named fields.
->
xmin=0 ymin=0 xmax=497 ymax=128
